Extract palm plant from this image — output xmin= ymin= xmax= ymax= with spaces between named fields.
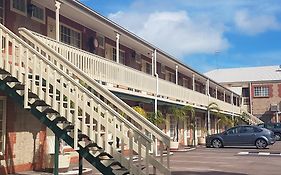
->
xmin=182 ymin=105 xmax=196 ymax=146
xmin=170 ymin=106 xmax=186 ymax=142
xmin=207 ymin=102 xmax=221 ymax=134
xmin=132 ymin=106 xmax=164 ymax=125
xmin=216 ymin=113 xmax=233 ymax=133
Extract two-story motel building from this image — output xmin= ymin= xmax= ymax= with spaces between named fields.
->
xmin=0 ymin=0 xmax=244 ymax=174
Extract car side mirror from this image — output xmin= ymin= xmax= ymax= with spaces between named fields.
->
xmin=223 ymin=132 xmax=228 ymax=135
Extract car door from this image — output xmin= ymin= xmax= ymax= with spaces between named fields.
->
xmin=238 ymin=126 xmax=256 ymax=145
xmin=222 ymin=127 xmax=241 ymax=146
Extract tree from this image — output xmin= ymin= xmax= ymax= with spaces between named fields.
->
xmin=132 ymin=106 xmax=164 ymax=125
xmin=170 ymin=106 xmax=186 ymax=142
xmin=207 ymin=102 xmax=221 ymax=135
xmin=183 ymin=105 xmax=196 ymax=146
xmin=216 ymin=113 xmax=233 ymax=133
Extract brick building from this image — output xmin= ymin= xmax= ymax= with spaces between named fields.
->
xmin=206 ymin=65 xmax=281 ymax=123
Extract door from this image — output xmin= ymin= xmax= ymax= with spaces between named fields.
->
xmin=238 ymin=126 xmax=257 ymax=145
xmin=222 ymin=127 xmax=241 ymax=146
xmin=0 ymin=0 xmax=4 ymax=24
xmin=47 ymin=17 xmax=56 ymax=40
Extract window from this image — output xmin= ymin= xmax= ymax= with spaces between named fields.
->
xmin=242 ymin=88 xmax=250 ymax=97
xmin=60 ymin=25 xmax=81 ymax=48
xmin=166 ymin=71 xmax=175 ymax=83
xmin=113 ymin=48 xmax=125 ymax=64
xmin=0 ymin=0 xmax=4 ymax=24
xmin=254 ymin=86 xmax=269 ymax=97
xmin=239 ymin=126 xmax=255 ymax=133
xmin=226 ymin=127 xmax=239 ymax=135
xmin=31 ymin=3 xmax=45 ymax=23
xmin=141 ymin=61 xmax=152 ymax=75
xmin=96 ymin=34 xmax=104 ymax=49
xmin=183 ymin=78 xmax=189 ymax=87
xmin=0 ymin=97 xmax=6 ymax=155
xmin=11 ymin=0 xmax=26 ymax=15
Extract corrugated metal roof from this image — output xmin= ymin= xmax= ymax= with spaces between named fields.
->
xmin=205 ymin=65 xmax=281 ymax=83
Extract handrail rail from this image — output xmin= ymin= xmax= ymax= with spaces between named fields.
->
xmin=19 ymin=27 xmax=171 ymax=174
xmin=19 ymin=27 xmax=171 ymax=145
xmin=0 ymin=24 xmax=152 ymax=143
xmin=25 ymin=31 xmax=239 ymax=112
xmin=0 ymin=23 xmax=171 ymax=174
xmin=23 ymin=29 xmax=241 ymax=115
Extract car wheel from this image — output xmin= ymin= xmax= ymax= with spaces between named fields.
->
xmin=255 ymin=138 xmax=267 ymax=149
xmin=212 ymin=139 xmax=223 ymax=148
xmin=275 ymin=133 xmax=281 ymax=141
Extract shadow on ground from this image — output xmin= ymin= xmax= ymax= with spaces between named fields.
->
xmin=172 ymin=171 xmax=248 ymax=175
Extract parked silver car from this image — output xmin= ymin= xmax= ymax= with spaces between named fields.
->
xmin=206 ymin=125 xmax=276 ymax=149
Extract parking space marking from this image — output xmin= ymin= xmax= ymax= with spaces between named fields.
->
xmin=238 ymin=151 xmax=281 ymax=156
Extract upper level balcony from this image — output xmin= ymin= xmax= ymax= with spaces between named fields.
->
xmin=21 ymin=28 xmax=241 ymax=116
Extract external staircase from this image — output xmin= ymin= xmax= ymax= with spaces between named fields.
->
xmin=0 ymin=23 xmax=170 ymax=175
xmin=240 ymin=109 xmax=264 ymax=125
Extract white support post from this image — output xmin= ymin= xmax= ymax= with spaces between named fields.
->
xmin=151 ymin=51 xmax=154 ymax=76
xmin=154 ymin=49 xmax=158 ymax=157
xmin=231 ymin=92 xmax=234 ymax=105
xmin=192 ymin=74 xmax=195 ymax=91
xmin=116 ymin=33 xmax=120 ymax=63
xmin=206 ymin=79 xmax=209 ymax=95
xmin=215 ymin=86 xmax=218 ymax=99
xmin=55 ymin=1 xmax=61 ymax=42
xmin=223 ymin=91 xmax=226 ymax=102
xmin=175 ymin=65 xmax=178 ymax=85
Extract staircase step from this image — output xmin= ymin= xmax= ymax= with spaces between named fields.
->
xmin=13 ymin=84 xmax=25 ymax=90
xmin=85 ymin=142 xmax=102 ymax=150
xmin=53 ymin=116 xmax=70 ymax=124
xmin=78 ymin=133 xmax=90 ymax=141
xmin=3 ymin=76 xmax=18 ymax=83
xmin=113 ymin=167 xmax=129 ymax=175
xmin=0 ymin=69 xmax=10 ymax=75
xmin=98 ymin=152 xmax=113 ymax=160
xmin=31 ymin=100 xmax=49 ymax=107
xmin=101 ymin=159 xmax=119 ymax=167
xmin=42 ymin=108 xmax=59 ymax=115
xmin=63 ymin=124 xmax=75 ymax=132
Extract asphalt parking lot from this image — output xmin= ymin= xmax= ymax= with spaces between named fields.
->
xmin=170 ymin=141 xmax=281 ymax=175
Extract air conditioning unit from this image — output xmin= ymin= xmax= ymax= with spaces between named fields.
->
xmin=270 ymin=104 xmax=280 ymax=112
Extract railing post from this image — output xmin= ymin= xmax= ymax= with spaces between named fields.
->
xmin=32 ymin=54 xmax=36 ymax=94
xmin=18 ymin=44 xmax=23 ymax=82
xmin=74 ymin=86 xmax=79 ymax=150
xmin=45 ymin=66 xmax=50 ymax=105
xmin=55 ymin=1 xmax=61 ymax=42
xmin=0 ymin=29 xmax=3 ymax=69
xmin=82 ymin=93 xmax=86 ymax=134
xmin=67 ymin=81 xmax=71 ymax=122
xmin=39 ymin=60 xmax=43 ymax=99
xmin=89 ymin=99 xmax=94 ymax=141
xmin=24 ymin=49 xmax=29 ymax=109
xmin=4 ymin=33 xmax=8 ymax=71
xmin=11 ymin=39 xmax=16 ymax=77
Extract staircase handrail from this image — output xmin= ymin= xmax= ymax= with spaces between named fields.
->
xmin=18 ymin=27 xmax=171 ymax=173
xmin=0 ymin=23 xmax=173 ymax=175
xmin=19 ymin=27 xmax=171 ymax=145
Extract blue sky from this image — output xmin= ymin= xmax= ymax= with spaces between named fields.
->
xmin=80 ymin=0 xmax=281 ymax=73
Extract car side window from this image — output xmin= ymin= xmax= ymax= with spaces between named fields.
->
xmin=239 ymin=126 xmax=254 ymax=133
xmin=274 ymin=123 xmax=281 ymax=129
xmin=253 ymin=127 xmax=262 ymax=133
xmin=266 ymin=124 xmax=274 ymax=129
xmin=226 ymin=127 xmax=239 ymax=135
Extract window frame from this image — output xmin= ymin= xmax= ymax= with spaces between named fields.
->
xmin=31 ymin=1 xmax=45 ymax=24
xmin=10 ymin=0 xmax=27 ymax=16
xmin=0 ymin=96 xmax=7 ymax=156
xmin=60 ymin=23 xmax=82 ymax=49
xmin=253 ymin=86 xmax=269 ymax=97
xmin=96 ymin=33 xmax=105 ymax=49
xmin=112 ymin=47 xmax=125 ymax=64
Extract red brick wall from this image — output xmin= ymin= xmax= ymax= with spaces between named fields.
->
xmin=278 ymin=84 xmax=281 ymax=97
xmin=0 ymin=93 xmax=46 ymax=174
xmin=5 ymin=0 xmax=47 ymax=36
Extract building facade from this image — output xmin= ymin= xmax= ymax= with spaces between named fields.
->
xmin=206 ymin=65 xmax=281 ymax=123
xmin=0 ymin=0 xmax=245 ymax=174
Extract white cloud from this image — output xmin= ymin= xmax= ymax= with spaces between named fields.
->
xmin=234 ymin=10 xmax=281 ymax=35
xmin=109 ymin=11 xmax=229 ymax=58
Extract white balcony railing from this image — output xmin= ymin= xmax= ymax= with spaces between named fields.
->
xmin=21 ymin=29 xmax=240 ymax=114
